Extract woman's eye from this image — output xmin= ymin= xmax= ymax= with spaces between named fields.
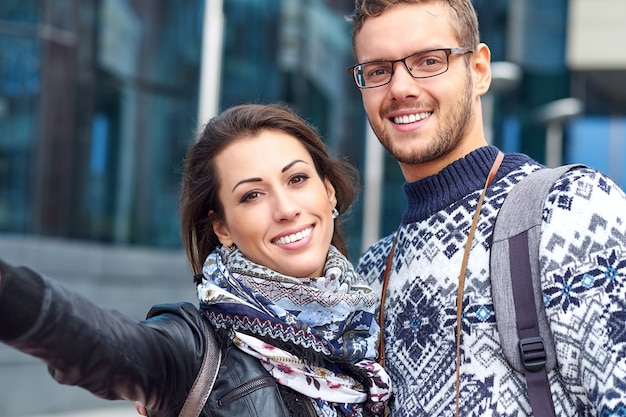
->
xmin=240 ymin=191 xmax=260 ymax=203
xmin=289 ymin=173 xmax=310 ymax=185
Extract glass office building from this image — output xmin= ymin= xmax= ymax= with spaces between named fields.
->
xmin=475 ymin=0 xmax=626 ymax=181
xmin=0 ymin=0 xmax=366 ymax=257
xmin=0 ymin=0 xmax=205 ymax=247
xmin=1 ymin=0 xmax=626 ymax=256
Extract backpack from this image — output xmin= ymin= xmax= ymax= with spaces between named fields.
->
xmin=490 ymin=164 xmax=585 ymax=417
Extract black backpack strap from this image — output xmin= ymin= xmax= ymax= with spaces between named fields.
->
xmin=491 ymin=164 xmax=584 ymax=417
xmin=508 ymin=229 xmax=556 ymax=417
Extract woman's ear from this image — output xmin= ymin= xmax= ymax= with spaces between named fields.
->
xmin=210 ymin=211 xmax=234 ymax=247
xmin=324 ymin=178 xmax=337 ymax=209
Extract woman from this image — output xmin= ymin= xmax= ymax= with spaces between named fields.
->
xmin=0 ymin=104 xmax=390 ymax=417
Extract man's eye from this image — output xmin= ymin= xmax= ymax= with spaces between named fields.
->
xmin=421 ymin=56 xmax=443 ymax=66
xmin=367 ymin=66 xmax=390 ymax=78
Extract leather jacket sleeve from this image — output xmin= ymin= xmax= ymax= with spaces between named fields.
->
xmin=0 ymin=258 xmax=208 ymax=415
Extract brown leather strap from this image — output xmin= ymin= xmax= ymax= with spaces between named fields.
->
xmin=378 ymin=238 xmax=396 ymax=417
xmin=378 ymin=152 xmax=503 ymax=417
xmin=378 ymin=235 xmax=398 ymax=368
xmin=454 ymin=151 xmax=504 ymax=417
xmin=178 ymin=320 xmax=222 ymax=417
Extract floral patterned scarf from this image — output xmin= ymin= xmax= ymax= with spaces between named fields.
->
xmin=197 ymin=245 xmax=391 ymax=416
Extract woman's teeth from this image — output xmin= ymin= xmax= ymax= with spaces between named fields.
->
xmin=273 ymin=227 xmax=312 ymax=245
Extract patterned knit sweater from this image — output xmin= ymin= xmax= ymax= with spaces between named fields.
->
xmin=357 ymin=145 xmax=626 ymax=416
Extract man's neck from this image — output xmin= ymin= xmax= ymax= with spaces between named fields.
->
xmin=399 ymin=137 xmax=489 ymax=183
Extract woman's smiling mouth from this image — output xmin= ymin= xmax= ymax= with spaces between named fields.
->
xmin=272 ymin=227 xmax=313 ymax=245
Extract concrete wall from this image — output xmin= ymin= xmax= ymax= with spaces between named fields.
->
xmin=567 ymin=0 xmax=626 ymax=70
xmin=0 ymin=235 xmax=194 ymax=417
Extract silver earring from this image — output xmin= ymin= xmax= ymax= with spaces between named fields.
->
xmin=332 ymin=208 xmax=339 ymax=219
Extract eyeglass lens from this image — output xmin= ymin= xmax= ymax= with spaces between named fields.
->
xmin=355 ymin=49 xmax=451 ymax=88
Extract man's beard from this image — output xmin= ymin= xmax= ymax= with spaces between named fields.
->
xmin=371 ymin=75 xmax=474 ymax=165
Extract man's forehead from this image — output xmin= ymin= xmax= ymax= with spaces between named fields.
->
xmin=353 ymin=4 xmax=456 ymax=61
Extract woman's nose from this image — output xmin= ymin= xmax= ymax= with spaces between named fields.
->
xmin=272 ymin=191 xmax=301 ymax=221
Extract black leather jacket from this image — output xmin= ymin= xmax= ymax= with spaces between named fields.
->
xmin=0 ymin=259 xmax=300 ymax=417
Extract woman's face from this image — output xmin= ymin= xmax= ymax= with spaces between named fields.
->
xmin=212 ymin=129 xmax=337 ymax=278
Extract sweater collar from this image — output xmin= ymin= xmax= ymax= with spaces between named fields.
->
xmin=401 ymin=146 xmax=533 ymax=224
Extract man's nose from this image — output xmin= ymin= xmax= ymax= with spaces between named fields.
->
xmin=387 ymin=61 xmax=421 ymax=99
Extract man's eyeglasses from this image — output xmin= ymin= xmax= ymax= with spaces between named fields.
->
xmin=348 ymin=47 xmax=473 ymax=89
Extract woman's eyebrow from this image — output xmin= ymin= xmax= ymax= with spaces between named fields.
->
xmin=231 ymin=159 xmax=310 ymax=192
xmin=232 ymin=177 xmax=261 ymax=192
xmin=282 ymin=159 xmax=307 ymax=173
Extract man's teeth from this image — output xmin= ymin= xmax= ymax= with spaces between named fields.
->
xmin=393 ymin=112 xmax=431 ymax=124
xmin=273 ymin=227 xmax=312 ymax=245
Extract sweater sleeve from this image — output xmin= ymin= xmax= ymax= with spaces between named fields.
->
xmin=0 ymin=258 xmax=207 ymax=414
xmin=356 ymin=233 xmax=396 ymax=291
xmin=540 ymin=167 xmax=626 ymax=414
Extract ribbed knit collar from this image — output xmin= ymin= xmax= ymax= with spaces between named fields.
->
xmin=401 ymin=145 xmax=536 ymax=224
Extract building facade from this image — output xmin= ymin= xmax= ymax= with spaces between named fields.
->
xmin=0 ymin=0 xmax=365 ymax=255
xmin=3 ymin=0 xmax=625 ymax=255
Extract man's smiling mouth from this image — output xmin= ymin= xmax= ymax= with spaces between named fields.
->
xmin=393 ymin=112 xmax=432 ymax=124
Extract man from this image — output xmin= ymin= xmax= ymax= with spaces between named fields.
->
xmin=349 ymin=0 xmax=626 ymax=416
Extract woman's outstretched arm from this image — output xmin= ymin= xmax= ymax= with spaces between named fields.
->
xmin=0 ymin=258 xmax=207 ymax=414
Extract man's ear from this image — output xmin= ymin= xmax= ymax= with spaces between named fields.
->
xmin=472 ymin=42 xmax=492 ymax=97
xmin=211 ymin=212 xmax=234 ymax=247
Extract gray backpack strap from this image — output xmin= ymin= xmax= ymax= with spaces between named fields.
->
xmin=491 ymin=164 xmax=584 ymax=417
xmin=178 ymin=319 xmax=222 ymax=417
